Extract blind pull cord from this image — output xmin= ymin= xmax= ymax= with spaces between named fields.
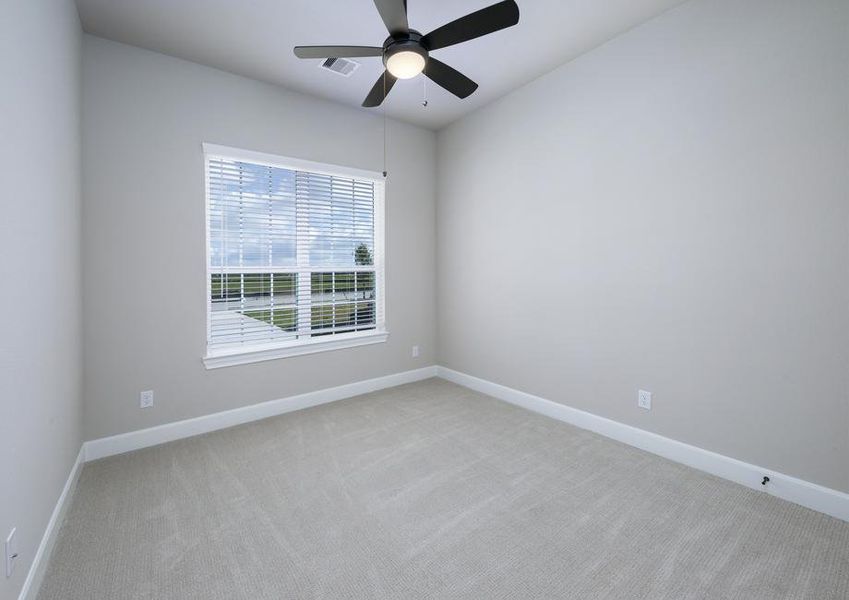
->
xmin=382 ymin=71 xmax=388 ymax=179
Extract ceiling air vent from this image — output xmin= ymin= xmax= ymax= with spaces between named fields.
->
xmin=320 ymin=57 xmax=360 ymax=78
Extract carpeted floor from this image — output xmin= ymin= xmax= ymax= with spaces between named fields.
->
xmin=39 ymin=378 xmax=849 ymax=599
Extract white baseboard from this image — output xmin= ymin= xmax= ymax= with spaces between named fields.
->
xmin=84 ymin=366 xmax=438 ymax=461
xmin=436 ymin=366 xmax=849 ymax=523
xmin=18 ymin=445 xmax=85 ymax=600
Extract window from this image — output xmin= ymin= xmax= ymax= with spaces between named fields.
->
xmin=203 ymin=144 xmax=386 ymax=368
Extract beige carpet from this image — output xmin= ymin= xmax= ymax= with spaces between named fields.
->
xmin=39 ymin=378 xmax=849 ymax=599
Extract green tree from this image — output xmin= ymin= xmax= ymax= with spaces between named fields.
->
xmin=354 ymin=243 xmax=373 ymax=266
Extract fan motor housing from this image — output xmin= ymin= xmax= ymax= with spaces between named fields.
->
xmin=382 ymin=30 xmax=428 ymax=67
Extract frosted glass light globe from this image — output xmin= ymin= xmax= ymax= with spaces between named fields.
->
xmin=386 ymin=51 xmax=426 ymax=79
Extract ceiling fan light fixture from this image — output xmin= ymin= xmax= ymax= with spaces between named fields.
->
xmin=293 ymin=0 xmax=521 ymax=107
xmin=385 ymin=48 xmax=426 ymax=79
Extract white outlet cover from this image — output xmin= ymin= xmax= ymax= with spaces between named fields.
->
xmin=5 ymin=527 xmax=16 ymax=578
xmin=638 ymin=390 xmax=652 ymax=410
xmin=412 ymin=345 xmax=420 ymax=358
xmin=140 ymin=390 xmax=154 ymax=409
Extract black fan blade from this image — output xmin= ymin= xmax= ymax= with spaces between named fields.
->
xmin=362 ymin=71 xmax=398 ymax=107
xmin=423 ymin=58 xmax=478 ymax=99
xmin=294 ymin=46 xmax=383 ymax=59
xmin=421 ymin=0 xmax=519 ymax=51
xmin=373 ymin=0 xmax=409 ymax=35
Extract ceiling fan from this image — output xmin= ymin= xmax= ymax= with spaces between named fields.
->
xmin=294 ymin=0 xmax=520 ymax=107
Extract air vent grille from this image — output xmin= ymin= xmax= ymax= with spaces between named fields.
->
xmin=320 ymin=57 xmax=360 ymax=78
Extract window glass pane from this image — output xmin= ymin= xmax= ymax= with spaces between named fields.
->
xmin=208 ymin=159 xmax=296 ymax=269
xmin=302 ymin=173 xmax=374 ymax=268
xmin=209 ymin=273 xmax=298 ymax=346
xmin=310 ymin=271 xmax=376 ymax=336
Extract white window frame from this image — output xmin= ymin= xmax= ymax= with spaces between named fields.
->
xmin=202 ymin=143 xmax=387 ymax=369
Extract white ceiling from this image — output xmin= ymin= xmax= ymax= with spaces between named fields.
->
xmin=75 ymin=0 xmax=687 ymax=130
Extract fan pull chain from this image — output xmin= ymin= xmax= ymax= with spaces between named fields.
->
xmin=422 ymin=76 xmax=428 ymax=107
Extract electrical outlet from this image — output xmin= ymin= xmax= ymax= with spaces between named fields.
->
xmin=638 ymin=389 xmax=652 ymax=411
xmin=411 ymin=345 xmax=420 ymax=358
xmin=140 ymin=390 xmax=154 ymax=409
xmin=5 ymin=528 xmax=17 ymax=578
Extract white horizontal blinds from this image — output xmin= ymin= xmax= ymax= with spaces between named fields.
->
xmin=296 ymin=171 xmax=376 ymax=337
xmin=207 ymin=155 xmax=377 ymax=351
xmin=208 ymin=158 xmax=298 ymax=349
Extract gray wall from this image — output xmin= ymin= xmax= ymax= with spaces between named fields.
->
xmin=436 ymin=0 xmax=849 ymax=493
xmin=82 ymin=36 xmax=437 ymax=440
xmin=0 ymin=1 xmax=83 ymax=599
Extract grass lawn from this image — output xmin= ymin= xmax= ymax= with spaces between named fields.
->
xmin=243 ymin=302 xmax=375 ymax=332
xmin=242 ymin=307 xmax=297 ymax=330
xmin=212 ymin=273 xmax=296 ymax=298
xmin=225 ymin=271 xmax=376 ymax=333
xmin=212 ymin=272 xmax=374 ymax=299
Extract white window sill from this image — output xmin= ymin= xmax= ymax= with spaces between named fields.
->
xmin=203 ymin=330 xmax=389 ymax=369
